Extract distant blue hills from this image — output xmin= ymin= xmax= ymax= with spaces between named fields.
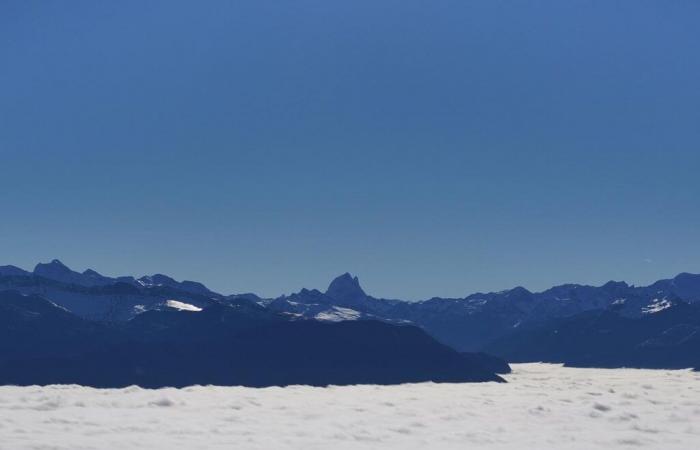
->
xmin=1 ymin=260 xmax=700 ymax=385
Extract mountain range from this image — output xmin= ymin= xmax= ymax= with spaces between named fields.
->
xmin=2 ymin=259 xmax=699 ymax=374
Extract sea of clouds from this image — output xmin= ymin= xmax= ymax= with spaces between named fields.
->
xmin=0 ymin=364 xmax=698 ymax=449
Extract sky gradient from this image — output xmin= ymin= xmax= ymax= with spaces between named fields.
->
xmin=1 ymin=1 xmax=699 ymax=299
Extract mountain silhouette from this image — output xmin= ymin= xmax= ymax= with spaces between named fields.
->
xmin=0 ymin=290 xmax=505 ymax=387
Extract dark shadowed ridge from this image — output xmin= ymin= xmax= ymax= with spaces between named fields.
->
xmin=0 ymin=290 xmax=504 ymax=387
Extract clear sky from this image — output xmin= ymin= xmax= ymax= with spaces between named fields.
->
xmin=1 ymin=1 xmax=699 ymax=300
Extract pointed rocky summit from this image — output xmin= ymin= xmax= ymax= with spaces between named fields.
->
xmin=326 ymin=273 xmax=367 ymax=305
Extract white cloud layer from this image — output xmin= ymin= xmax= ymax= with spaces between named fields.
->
xmin=0 ymin=364 xmax=699 ymax=449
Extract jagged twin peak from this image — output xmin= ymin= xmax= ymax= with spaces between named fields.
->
xmin=33 ymin=259 xmax=115 ymax=287
xmin=34 ymin=259 xmax=71 ymax=276
xmin=325 ymin=272 xmax=368 ymax=304
xmin=9 ymin=259 xmax=212 ymax=295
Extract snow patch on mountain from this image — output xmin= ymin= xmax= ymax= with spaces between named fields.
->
xmin=314 ymin=306 xmax=361 ymax=322
xmin=642 ymin=298 xmax=672 ymax=314
xmin=165 ymin=300 xmax=202 ymax=312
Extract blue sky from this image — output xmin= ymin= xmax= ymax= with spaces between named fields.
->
xmin=1 ymin=1 xmax=699 ymax=299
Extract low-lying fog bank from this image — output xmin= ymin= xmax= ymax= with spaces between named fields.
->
xmin=1 ymin=364 xmax=698 ymax=449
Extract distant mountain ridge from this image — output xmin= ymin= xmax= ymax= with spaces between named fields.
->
xmin=0 ymin=260 xmax=219 ymax=321
xmin=265 ymin=271 xmax=700 ymax=352
xmin=2 ymin=260 xmax=700 ymax=355
xmin=22 ymin=259 xmax=214 ymax=295
xmin=484 ymin=299 xmax=700 ymax=370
